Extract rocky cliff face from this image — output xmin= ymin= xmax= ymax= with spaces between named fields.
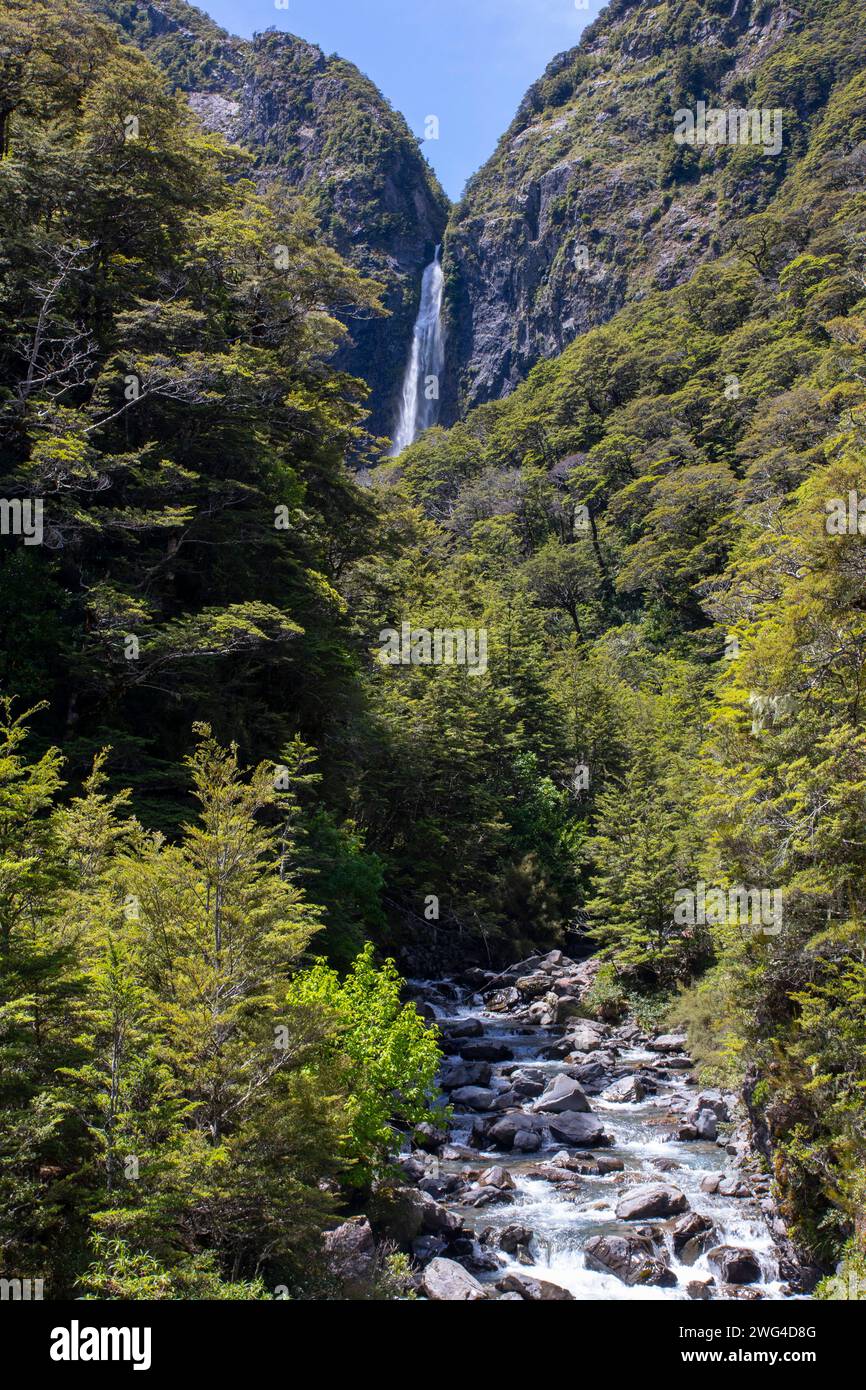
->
xmin=440 ymin=0 xmax=862 ymax=420
xmin=87 ymin=0 xmax=449 ymax=440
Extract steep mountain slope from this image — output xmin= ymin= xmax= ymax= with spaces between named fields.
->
xmin=441 ymin=0 xmax=866 ymax=419
xmin=373 ymin=0 xmax=866 ymax=1275
xmin=86 ymin=0 xmax=449 ymax=439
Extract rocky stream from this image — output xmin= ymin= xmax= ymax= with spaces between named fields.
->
xmin=387 ymin=951 xmax=813 ymax=1302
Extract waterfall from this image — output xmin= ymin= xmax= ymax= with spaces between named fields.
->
xmin=390 ymin=246 xmax=445 ymax=455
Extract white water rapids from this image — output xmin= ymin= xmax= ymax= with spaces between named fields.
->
xmin=390 ymin=247 xmax=445 ymax=455
xmin=417 ymin=987 xmax=802 ymax=1302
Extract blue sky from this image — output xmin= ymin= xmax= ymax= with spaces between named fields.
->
xmin=198 ymin=0 xmax=603 ymax=201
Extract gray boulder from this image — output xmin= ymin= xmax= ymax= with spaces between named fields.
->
xmin=615 ymin=1184 xmax=690 ymax=1220
xmin=322 ymin=1217 xmax=376 ymax=1294
xmin=512 ymin=1129 xmax=543 ymax=1153
xmin=531 ymin=1075 xmax=591 ymax=1114
xmin=478 ymin=1165 xmax=515 ymax=1190
xmin=695 ymin=1108 xmax=718 ymax=1141
xmin=488 ymin=1112 xmax=544 ymax=1150
xmin=671 ymin=1211 xmax=715 ymax=1259
xmin=568 ymin=1024 xmax=606 ymax=1053
xmin=421 ymin=1257 xmax=488 ymax=1301
xmin=450 ymin=1085 xmax=498 ymax=1111
xmin=438 ymin=1061 xmax=492 ymax=1090
xmin=497 ymin=1271 xmax=575 ymax=1300
xmin=647 ymin=1033 xmax=689 ymax=1053
xmin=600 ymin=1074 xmax=647 ymax=1103
xmin=439 ymin=1016 xmax=483 ymax=1039
xmin=548 ymin=1111 xmax=609 ymax=1146
xmin=459 ymin=1040 xmax=513 ymax=1062
xmin=584 ymin=1233 xmax=677 ymax=1288
xmin=707 ymin=1246 xmax=762 ymax=1285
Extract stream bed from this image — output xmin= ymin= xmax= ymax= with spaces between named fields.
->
xmin=403 ymin=953 xmax=808 ymax=1302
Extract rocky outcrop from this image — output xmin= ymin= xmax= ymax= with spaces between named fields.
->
xmin=421 ymin=1257 xmax=488 ymax=1301
xmin=86 ymin=0 xmax=449 ymax=439
xmin=439 ymin=0 xmax=860 ymax=419
xmin=322 ymin=1217 xmax=376 ymax=1295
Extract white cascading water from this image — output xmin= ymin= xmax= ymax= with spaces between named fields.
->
xmin=422 ymin=993 xmax=799 ymax=1303
xmin=390 ymin=246 xmax=445 ymax=455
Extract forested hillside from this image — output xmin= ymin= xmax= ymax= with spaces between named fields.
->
xmin=442 ymin=0 xmax=866 ymax=418
xmin=84 ymin=0 xmax=449 ymax=438
xmin=1 ymin=0 xmax=865 ymax=1304
xmin=380 ymin=7 xmax=866 ymax=1286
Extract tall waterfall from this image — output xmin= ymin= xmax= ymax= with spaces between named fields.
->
xmin=390 ymin=246 xmax=445 ymax=455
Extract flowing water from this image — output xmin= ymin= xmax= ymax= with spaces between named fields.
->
xmin=390 ymin=248 xmax=445 ymax=455
xmin=423 ymin=986 xmax=801 ymax=1301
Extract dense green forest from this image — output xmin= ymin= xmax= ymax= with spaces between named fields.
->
xmin=1 ymin=0 xmax=866 ymax=1301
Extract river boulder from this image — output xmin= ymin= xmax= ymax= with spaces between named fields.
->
xmin=569 ymin=1059 xmax=613 ymax=1093
xmin=547 ymin=1111 xmax=609 ymax=1146
xmin=671 ymin=1211 xmax=715 ymax=1259
xmin=322 ymin=1217 xmax=376 ymax=1294
xmin=584 ymin=1233 xmax=677 ymax=1288
xmin=695 ymin=1108 xmax=719 ymax=1140
xmin=438 ymin=1061 xmax=492 ymax=1090
xmin=420 ymin=1257 xmax=488 ymax=1301
xmin=497 ymin=1271 xmax=575 ymax=1300
xmin=459 ymin=1039 xmax=514 ymax=1062
xmin=496 ymin=1224 xmax=534 ymax=1255
xmin=515 ymin=973 xmax=551 ymax=997
xmin=512 ymin=1128 xmax=543 ymax=1152
xmin=439 ymin=1016 xmax=483 ymax=1040
xmin=568 ymin=1024 xmax=608 ymax=1053
xmin=450 ymin=1085 xmax=498 ymax=1111
xmin=531 ymin=1074 xmax=591 ymax=1114
xmin=647 ymin=1033 xmax=689 ymax=1053
xmin=600 ymin=1074 xmax=647 ymax=1103
xmin=615 ymin=1184 xmax=690 ymax=1220
xmin=707 ymin=1246 xmax=762 ymax=1285
xmin=508 ymin=1069 xmax=545 ymax=1100
xmin=478 ymin=1165 xmax=515 ymax=1190
xmin=487 ymin=1112 xmax=545 ymax=1150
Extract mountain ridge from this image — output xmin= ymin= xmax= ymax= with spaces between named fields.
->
xmin=439 ymin=0 xmax=866 ymax=420
xmin=85 ymin=0 xmax=450 ymax=439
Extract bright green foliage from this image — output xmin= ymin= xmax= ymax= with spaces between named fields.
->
xmin=6 ymin=0 xmax=866 ymax=1298
xmin=0 ymin=712 xmax=441 ymax=1296
xmin=285 ymin=944 xmax=441 ymax=1185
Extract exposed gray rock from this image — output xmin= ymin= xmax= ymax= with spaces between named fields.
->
xmin=695 ymin=1108 xmax=719 ymax=1141
xmin=450 ymin=1085 xmax=498 ymax=1111
xmin=647 ymin=1034 xmax=689 ymax=1054
xmin=531 ymin=1075 xmax=591 ymax=1114
xmin=488 ymin=1112 xmax=545 ymax=1150
xmin=615 ymin=1185 xmax=689 ymax=1221
xmin=548 ymin=1111 xmax=609 ymax=1147
xmin=478 ymin=1165 xmax=515 ymax=1190
xmin=420 ymin=1257 xmax=488 ymax=1301
xmin=671 ymin=1211 xmax=715 ymax=1259
xmin=497 ymin=1271 xmax=575 ymax=1300
xmin=707 ymin=1246 xmax=762 ymax=1285
xmin=584 ymin=1233 xmax=677 ymax=1288
xmin=322 ymin=1217 xmax=376 ymax=1293
xmin=600 ymin=1075 xmax=647 ymax=1104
